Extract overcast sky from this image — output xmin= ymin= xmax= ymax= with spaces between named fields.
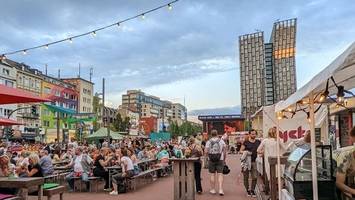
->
xmin=1 ymin=0 xmax=354 ymax=114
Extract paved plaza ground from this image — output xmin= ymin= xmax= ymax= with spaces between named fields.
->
xmin=29 ymin=154 xmax=250 ymax=200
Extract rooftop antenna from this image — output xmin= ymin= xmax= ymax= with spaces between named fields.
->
xmin=78 ymin=63 xmax=81 ymax=78
xmin=45 ymin=64 xmax=47 ymax=75
xmin=89 ymin=67 xmax=93 ymax=82
xmin=58 ymin=68 xmax=60 ymax=79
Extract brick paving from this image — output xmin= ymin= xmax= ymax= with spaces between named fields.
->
xmin=29 ymin=154 xmax=251 ymax=200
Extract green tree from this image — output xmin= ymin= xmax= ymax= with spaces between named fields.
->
xmin=92 ymin=94 xmax=102 ymax=131
xmin=112 ymin=113 xmax=130 ymax=133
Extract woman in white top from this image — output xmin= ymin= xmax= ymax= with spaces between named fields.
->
xmin=257 ymin=127 xmax=286 ymax=181
xmin=110 ymin=149 xmax=134 ymax=195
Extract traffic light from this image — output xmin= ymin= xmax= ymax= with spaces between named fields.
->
xmin=31 ymin=105 xmax=37 ymax=115
xmin=10 ymin=129 xmax=14 ymax=137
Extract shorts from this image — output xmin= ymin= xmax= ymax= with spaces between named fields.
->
xmin=208 ymin=160 xmax=224 ymax=173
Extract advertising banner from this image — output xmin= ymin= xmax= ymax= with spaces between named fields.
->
xmin=262 ymin=104 xmax=328 ymax=144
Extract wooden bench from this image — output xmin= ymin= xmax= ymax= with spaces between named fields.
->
xmin=127 ymin=167 xmax=163 ymax=191
xmin=87 ymin=177 xmax=103 ymax=192
xmin=43 ymin=185 xmax=66 ymax=200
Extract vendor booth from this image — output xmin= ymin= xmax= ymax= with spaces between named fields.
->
xmin=275 ymin=42 xmax=355 ymax=200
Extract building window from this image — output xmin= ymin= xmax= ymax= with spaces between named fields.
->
xmin=5 ymin=80 xmax=13 ymax=87
xmin=2 ymin=68 xmax=10 ymax=76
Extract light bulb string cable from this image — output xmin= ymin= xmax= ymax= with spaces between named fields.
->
xmin=1 ymin=0 xmax=179 ymax=57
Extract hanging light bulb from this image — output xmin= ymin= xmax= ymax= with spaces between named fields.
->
xmin=337 ymin=85 xmax=345 ymax=103
xmin=167 ymin=4 xmax=172 ymax=10
xmin=69 ymin=38 xmax=73 ymax=43
xmin=306 ymin=112 xmax=311 ymax=123
xmin=141 ymin=14 xmax=146 ymax=20
xmin=116 ymin=22 xmax=120 ymax=28
xmin=287 ymin=107 xmax=293 ymax=112
xmin=91 ymin=31 xmax=97 ymax=37
xmin=0 ymin=54 xmax=6 ymax=61
xmin=45 ymin=44 xmax=49 ymax=49
xmin=319 ymin=91 xmax=329 ymax=102
xmin=319 ymin=79 xmax=329 ymax=102
xmin=277 ymin=111 xmax=283 ymax=120
xmin=23 ymin=50 xmax=27 ymax=55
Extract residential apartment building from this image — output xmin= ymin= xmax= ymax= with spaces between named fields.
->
xmin=239 ymin=32 xmax=265 ymax=119
xmin=270 ymin=19 xmax=297 ymax=101
xmin=41 ymin=75 xmax=78 ymax=142
xmin=6 ymin=60 xmax=43 ymax=138
xmin=122 ymin=90 xmax=165 ymax=117
xmin=0 ymin=60 xmax=17 ymax=121
xmin=172 ymin=103 xmax=187 ymax=125
xmin=102 ymin=106 xmax=117 ymax=124
xmin=239 ymin=18 xmax=297 ymax=119
xmin=62 ymin=78 xmax=94 ymax=113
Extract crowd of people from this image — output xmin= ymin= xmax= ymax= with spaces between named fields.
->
xmin=0 ymin=134 xmax=221 ymax=196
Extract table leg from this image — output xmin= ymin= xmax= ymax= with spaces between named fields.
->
xmin=108 ymin=169 xmax=111 ymax=189
xmin=21 ymin=188 xmax=29 ymax=200
xmin=38 ymin=184 xmax=43 ymax=200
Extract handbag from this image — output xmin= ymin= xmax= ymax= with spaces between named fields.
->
xmin=223 ymin=164 xmax=230 ymax=175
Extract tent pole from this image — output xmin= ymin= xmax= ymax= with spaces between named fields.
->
xmin=309 ymin=92 xmax=319 ymax=200
xmin=276 ymin=115 xmax=282 ymax=200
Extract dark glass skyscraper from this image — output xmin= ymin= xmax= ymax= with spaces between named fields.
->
xmin=239 ymin=18 xmax=297 ymax=119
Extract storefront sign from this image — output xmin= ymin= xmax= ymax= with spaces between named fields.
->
xmin=262 ymin=104 xmax=328 ymax=144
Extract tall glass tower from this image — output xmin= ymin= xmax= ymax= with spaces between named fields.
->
xmin=239 ymin=18 xmax=297 ymax=119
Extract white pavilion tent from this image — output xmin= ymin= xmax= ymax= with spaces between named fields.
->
xmin=275 ymin=42 xmax=355 ymax=200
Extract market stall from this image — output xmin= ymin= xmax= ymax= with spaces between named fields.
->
xmin=275 ymin=42 xmax=355 ymax=200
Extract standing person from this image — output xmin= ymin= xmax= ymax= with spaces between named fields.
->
xmin=257 ymin=128 xmax=286 ymax=190
xmin=336 ymin=126 xmax=355 ymax=198
xmin=65 ymin=147 xmax=93 ymax=192
xmin=205 ymin=130 xmax=227 ymax=196
xmin=240 ymin=129 xmax=261 ymax=197
xmin=187 ymin=138 xmax=203 ymax=194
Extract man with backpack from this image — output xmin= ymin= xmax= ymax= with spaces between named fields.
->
xmin=205 ymin=129 xmax=227 ymax=196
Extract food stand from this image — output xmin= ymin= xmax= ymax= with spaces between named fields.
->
xmin=275 ymin=42 xmax=355 ymax=200
xmin=284 ymin=144 xmax=335 ymax=200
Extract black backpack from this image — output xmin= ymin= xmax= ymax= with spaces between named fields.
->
xmin=208 ymin=139 xmax=222 ymax=162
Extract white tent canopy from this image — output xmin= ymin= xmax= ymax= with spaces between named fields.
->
xmin=274 ymin=41 xmax=355 ymax=200
xmin=275 ymin=42 xmax=355 ymax=112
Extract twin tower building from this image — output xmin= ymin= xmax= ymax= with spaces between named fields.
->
xmin=239 ymin=18 xmax=297 ymax=119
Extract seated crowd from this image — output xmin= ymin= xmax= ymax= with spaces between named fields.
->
xmin=0 ymin=136 xmax=201 ymax=196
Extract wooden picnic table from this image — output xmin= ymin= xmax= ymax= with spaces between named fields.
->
xmin=136 ymin=159 xmax=157 ymax=171
xmin=105 ymin=166 xmax=122 ymax=190
xmin=54 ymin=166 xmax=71 ymax=171
xmin=52 ymin=160 xmax=69 ymax=166
xmin=0 ymin=177 xmax=44 ymax=200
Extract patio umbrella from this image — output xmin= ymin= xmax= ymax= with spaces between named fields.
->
xmin=0 ymin=84 xmax=51 ymax=104
xmin=0 ymin=117 xmax=23 ymax=126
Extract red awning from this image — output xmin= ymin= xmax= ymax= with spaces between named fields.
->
xmin=0 ymin=117 xmax=23 ymax=126
xmin=0 ymin=84 xmax=51 ymax=104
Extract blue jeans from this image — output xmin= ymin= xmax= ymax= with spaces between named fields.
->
xmin=66 ymin=171 xmax=89 ymax=190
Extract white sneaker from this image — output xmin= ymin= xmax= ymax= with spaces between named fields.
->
xmin=209 ymin=189 xmax=216 ymax=194
xmin=109 ymin=191 xmax=118 ymax=195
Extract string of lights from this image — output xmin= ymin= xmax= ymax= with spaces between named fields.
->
xmin=0 ymin=0 xmax=178 ymax=59
xmin=277 ymin=76 xmax=355 ymax=121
